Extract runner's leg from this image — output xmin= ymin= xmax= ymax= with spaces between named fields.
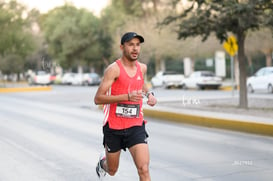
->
xmin=129 ymin=143 xmax=151 ymax=181
xmin=104 ymin=147 xmax=121 ymax=176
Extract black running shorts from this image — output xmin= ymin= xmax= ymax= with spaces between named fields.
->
xmin=103 ymin=122 xmax=149 ymax=153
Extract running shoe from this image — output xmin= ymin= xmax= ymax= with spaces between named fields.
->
xmin=96 ymin=151 xmax=106 ymax=179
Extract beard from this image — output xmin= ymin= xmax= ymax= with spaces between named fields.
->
xmin=124 ymin=50 xmax=138 ymax=62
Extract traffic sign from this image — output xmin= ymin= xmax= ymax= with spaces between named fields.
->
xmin=223 ymin=36 xmax=238 ymax=56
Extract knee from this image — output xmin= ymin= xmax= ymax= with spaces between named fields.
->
xmin=137 ymin=164 xmax=149 ymax=176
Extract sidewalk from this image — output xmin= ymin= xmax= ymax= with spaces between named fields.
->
xmin=143 ymin=97 xmax=273 ymax=137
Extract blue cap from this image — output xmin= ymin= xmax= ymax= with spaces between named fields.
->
xmin=121 ymin=32 xmax=144 ymax=45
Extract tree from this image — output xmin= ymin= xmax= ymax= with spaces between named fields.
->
xmin=0 ymin=55 xmax=23 ymax=75
xmin=0 ymin=1 xmax=35 ymax=57
xmin=109 ymin=0 xmax=161 ymax=18
xmin=0 ymin=0 xmax=37 ymax=78
xmin=40 ymin=4 xmax=102 ymax=70
xmin=159 ymin=0 xmax=273 ymax=108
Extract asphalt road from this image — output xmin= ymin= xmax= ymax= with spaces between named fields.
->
xmin=0 ymin=86 xmax=273 ymax=181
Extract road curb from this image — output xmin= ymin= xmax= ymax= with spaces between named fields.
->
xmin=143 ymin=108 xmax=273 ymax=137
xmin=0 ymin=86 xmax=52 ymax=93
xmin=220 ymin=86 xmax=232 ymax=91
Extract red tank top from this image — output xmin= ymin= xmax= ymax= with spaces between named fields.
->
xmin=103 ymin=59 xmax=144 ymax=130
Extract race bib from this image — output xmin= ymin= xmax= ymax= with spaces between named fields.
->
xmin=116 ymin=103 xmax=140 ymax=118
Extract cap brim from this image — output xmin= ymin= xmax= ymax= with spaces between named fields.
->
xmin=135 ymin=35 xmax=144 ymax=43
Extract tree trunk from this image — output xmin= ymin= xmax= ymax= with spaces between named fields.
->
xmin=17 ymin=72 xmax=20 ymax=82
xmin=237 ymin=32 xmax=248 ymax=109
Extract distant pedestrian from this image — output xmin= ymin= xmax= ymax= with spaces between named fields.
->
xmin=94 ymin=32 xmax=157 ymax=181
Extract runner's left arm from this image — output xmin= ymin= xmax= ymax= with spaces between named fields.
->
xmin=140 ymin=63 xmax=157 ymax=107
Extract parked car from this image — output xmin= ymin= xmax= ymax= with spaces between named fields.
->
xmin=82 ymin=73 xmax=101 ymax=86
xmin=49 ymin=74 xmax=57 ymax=84
xmin=183 ymin=71 xmax=222 ymax=90
xmin=247 ymin=66 xmax=273 ymax=93
xmin=28 ymin=71 xmax=51 ymax=85
xmin=151 ymin=71 xmax=184 ymax=89
xmin=61 ymin=73 xmax=82 ymax=85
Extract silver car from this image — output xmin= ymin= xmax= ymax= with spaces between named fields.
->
xmin=82 ymin=73 xmax=101 ymax=86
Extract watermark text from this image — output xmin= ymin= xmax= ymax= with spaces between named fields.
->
xmin=182 ymin=96 xmax=201 ymax=106
xmin=232 ymin=160 xmax=253 ymax=166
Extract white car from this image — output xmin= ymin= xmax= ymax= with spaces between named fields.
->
xmin=28 ymin=71 xmax=51 ymax=85
xmin=183 ymin=71 xmax=222 ymax=90
xmin=151 ymin=71 xmax=184 ymax=89
xmin=82 ymin=73 xmax=101 ymax=86
xmin=247 ymin=66 xmax=273 ymax=93
xmin=61 ymin=73 xmax=83 ymax=85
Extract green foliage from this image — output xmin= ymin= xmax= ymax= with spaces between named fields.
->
xmin=161 ymin=0 xmax=273 ymax=42
xmin=100 ymin=1 xmax=131 ymax=35
xmin=100 ymin=0 xmax=160 ymax=38
xmin=0 ymin=0 xmax=35 ymax=57
xmin=40 ymin=5 xmax=103 ymax=69
xmin=111 ymin=0 xmax=148 ymax=17
xmin=0 ymin=54 xmax=23 ymax=74
xmin=0 ymin=0 xmax=37 ymax=76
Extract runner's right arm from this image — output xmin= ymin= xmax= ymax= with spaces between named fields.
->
xmin=94 ymin=63 xmax=129 ymax=105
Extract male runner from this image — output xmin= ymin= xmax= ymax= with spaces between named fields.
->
xmin=94 ymin=32 xmax=157 ymax=181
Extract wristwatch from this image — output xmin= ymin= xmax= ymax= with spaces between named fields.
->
xmin=145 ymin=91 xmax=154 ymax=98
